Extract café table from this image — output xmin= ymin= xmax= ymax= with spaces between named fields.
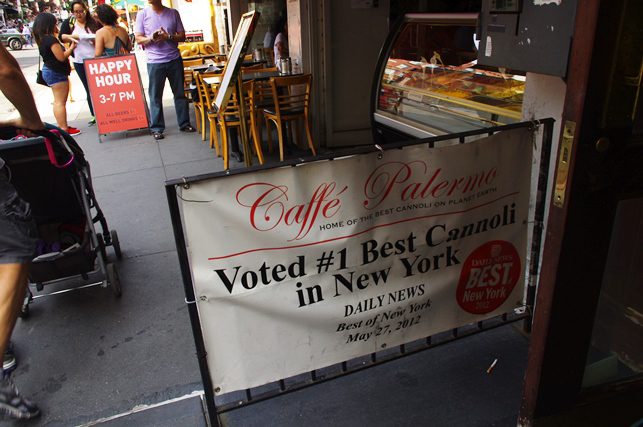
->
xmin=187 ymin=64 xmax=222 ymax=74
xmin=241 ymin=59 xmax=269 ymax=68
xmin=186 ymin=64 xmax=210 ymax=73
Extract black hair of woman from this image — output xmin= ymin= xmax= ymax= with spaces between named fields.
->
xmin=95 ymin=4 xmax=119 ymax=27
xmin=32 ymin=12 xmax=57 ymax=45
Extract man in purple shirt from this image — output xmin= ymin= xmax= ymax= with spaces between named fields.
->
xmin=135 ymin=0 xmax=195 ymax=140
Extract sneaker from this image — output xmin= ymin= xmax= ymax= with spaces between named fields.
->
xmin=66 ymin=127 xmax=82 ymax=136
xmin=88 ymin=116 xmax=96 ymax=126
xmin=0 ymin=376 xmax=40 ymax=420
xmin=2 ymin=343 xmax=15 ymax=373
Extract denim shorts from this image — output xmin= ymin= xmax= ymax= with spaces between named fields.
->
xmin=0 ymin=158 xmax=38 ymax=264
xmin=42 ymin=66 xmax=69 ymax=87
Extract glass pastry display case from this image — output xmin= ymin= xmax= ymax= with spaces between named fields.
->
xmin=371 ymin=13 xmax=526 ymax=143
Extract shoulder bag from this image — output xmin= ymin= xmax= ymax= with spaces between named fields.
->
xmin=36 ymin=55 xmax=47 ymax=86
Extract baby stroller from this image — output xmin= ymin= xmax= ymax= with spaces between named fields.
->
xmin=0 ymin=127 xmax=121 ymax=316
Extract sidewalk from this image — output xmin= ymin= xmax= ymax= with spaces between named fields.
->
xmin=6 ymin=48 xmax=530 ymax=426
xmin=8 ymin=49 xmax=219 ymax=426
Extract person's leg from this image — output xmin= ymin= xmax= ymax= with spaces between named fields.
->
xmin=50 ymin=81 xmax=70 ymax=130
xmin=68 ymin=76 xmax=75 ymax=103
xmin=147 ymin=62 xmax=166 ymax=134
xmin=166 ymin=58 xmax=192 ymax=130
xmin=0 ymin=166 xmax=35 ymax=360
xmin=0 ymin=261 xmax=39 ymax=421
xmin=0 ymin=165 xmax=39 ymax=420
xmin=73 ymin=62 xmax=94 ymax=117
xmin=0 ymin=264 xmax=28 ymax=360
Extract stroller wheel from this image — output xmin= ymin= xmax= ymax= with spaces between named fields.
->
xmin=107 ymin=263 xmax=122 ymax=297
xmin=110 ymin=230 xmax=122 ymax=260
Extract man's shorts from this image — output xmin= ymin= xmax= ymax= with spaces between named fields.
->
xmin=0 ymin=158 xmax=38 ymax=264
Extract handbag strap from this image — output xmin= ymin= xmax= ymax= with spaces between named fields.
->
xmin=113 ymin=35 xmax=125 ymax=54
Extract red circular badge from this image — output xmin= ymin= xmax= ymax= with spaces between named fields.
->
xmin=456 ymin=240 xmax=521 ymax=314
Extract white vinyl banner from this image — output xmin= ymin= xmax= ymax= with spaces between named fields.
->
xmin=180 ymin=128 xmax=534 ymax=394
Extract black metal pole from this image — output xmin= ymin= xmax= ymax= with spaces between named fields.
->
xmin=165 ymin=184 xmax=220 ymax=427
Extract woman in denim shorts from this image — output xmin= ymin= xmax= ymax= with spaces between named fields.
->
xmin=33 ymin=13 xmax=81 ymax=136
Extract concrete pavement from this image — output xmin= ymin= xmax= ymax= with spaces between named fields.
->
xmin=3 ymin=46 xmax=530 ymax=426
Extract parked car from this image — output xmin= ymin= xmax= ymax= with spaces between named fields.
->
xmin=0 ymin=29 xmax=26 ymax=50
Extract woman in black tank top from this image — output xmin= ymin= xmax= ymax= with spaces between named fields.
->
xmin=32 ymin=13 xmax=82 ymax=136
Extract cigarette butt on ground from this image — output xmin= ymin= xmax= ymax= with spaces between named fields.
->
xmin=487 ymin=358 xmax=498 ymax=374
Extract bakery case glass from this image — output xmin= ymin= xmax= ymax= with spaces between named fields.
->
xmin=372 ymin=13 xmax=526 ymax=141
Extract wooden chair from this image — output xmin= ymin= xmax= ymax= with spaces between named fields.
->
xmin=263 ymin=74 xmax=316 ymax=161
xmin=183 ymin=57 xmax=203 ymax=103
xmin=217 ymin=81 xmax=265 ymax=170
xmin=191 ymin=70 xmax=206 ymax=141
xmin=195 ymin=72 xmax=221 ymax=153
xmin=182 ymin=58 xmax=203 ymax=67
xmin=245 ymin=77 xmax=274 ymax=154
xmin=244 ymin=80 xmax=268 ymax=163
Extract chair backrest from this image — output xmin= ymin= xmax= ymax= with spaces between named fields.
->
xmin=246 ymin=78 xmax=273 ymax=109
xmin=242 ymin=69 xmax=278 ymax=108
xmin=183 ymin=58 xmax=204 ymax=96
xmin=269 ymin=74 xmax=312 ymax=116
xmin=241 ymin=63 xmax=263 ymax=71
xmin=218 ymin=81 xmax=252 ymax=124
xmin=183 ymin=58 xmax=204 ymax=68
xmin=195 ymin=72 xmax=220 ymax=110
xmin=244 ymin=79 xmax=256 ymax=109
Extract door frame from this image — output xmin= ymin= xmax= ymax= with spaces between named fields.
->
xmin=519 ymin=0 xmax=643 ymax=424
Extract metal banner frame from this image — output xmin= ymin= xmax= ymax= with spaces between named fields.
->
xmin=166 ymin=118 xmax=555 ymax=426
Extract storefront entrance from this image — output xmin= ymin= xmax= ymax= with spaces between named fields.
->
xmin=520 ymin=0 xmax=643 ymax=424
